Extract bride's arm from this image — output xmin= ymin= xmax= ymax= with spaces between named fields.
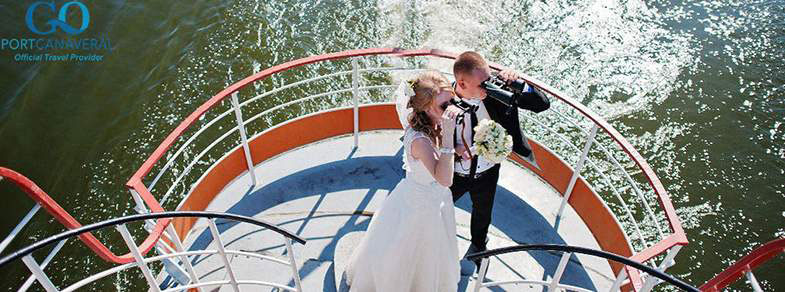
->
xmin=411 ymin=118 xmax=455 ymax=187
xmin=411 ymin=139 xmax=454 ymax=187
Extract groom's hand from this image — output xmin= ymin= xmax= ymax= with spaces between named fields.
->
xmin=498 ymin=69 xmax=523 ymax=85
xmin=455 ymin=145 xmax=471 ymax=161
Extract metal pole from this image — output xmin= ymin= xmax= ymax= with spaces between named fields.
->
xmin=0 ymin=204 xmax=40 ymax=254
xmin=129 ymin=189 xmax=149 ymax=214
xmin=285 ymin=239 xmax=303 ymax=292
xmin=746 ymin=268 xmax=764 ymax=292
xmin=19 ymin=239 xmax=68 ymax=292
xmin=116 ymin=224 xmax=161 ymax=292
xmin=129 ymin=189 xmax=161 ymax=255
xmin=165 ymin=225 xmax=203 ymax=292
xmin=351 ymin=59 xmax=360 ymax=149
xmin=208 ymin=219 xmax=240 ymax=292
xmin=548 ymin=252 xmax=572 ymax=292
xmin=557 ymin=125 xmax=598 ymax=219
xmin=230 ymin=91 xmax=258 ymax=187
xmin=639 ymin=245 xmax=682 ymax=292
xmin=609 ymin=268 xmax=628 ymax=292
xmin=473 ymin=258 xmax=490 ymax=292
xmin=21 ymin=255 xmax=59 ymax=292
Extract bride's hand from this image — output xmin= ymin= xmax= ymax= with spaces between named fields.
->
xmin=455 ymin=145 xmax=471 ymax=161
xmin=440 ymin=112 xmax=456 ymax=148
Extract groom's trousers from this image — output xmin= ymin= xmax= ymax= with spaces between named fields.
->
xmin=450 ymin=164 xmax=501 ymax=251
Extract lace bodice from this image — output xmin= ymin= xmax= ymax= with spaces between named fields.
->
xmin=402 ymin=128 xmax=439 ymax=186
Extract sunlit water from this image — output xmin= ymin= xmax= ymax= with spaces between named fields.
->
xmin=0 ymin=0 xmax=783 ymax=290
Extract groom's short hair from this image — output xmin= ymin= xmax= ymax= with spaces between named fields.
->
xmin=453 ymin=51 xmax=488 ymax=77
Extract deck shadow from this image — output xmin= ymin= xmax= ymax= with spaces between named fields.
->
xmin=184 ymin=151 xmax=595 ymax=291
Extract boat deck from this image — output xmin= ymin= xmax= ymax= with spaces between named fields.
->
xmin=175 ymin=130 xmax=614 ymax=291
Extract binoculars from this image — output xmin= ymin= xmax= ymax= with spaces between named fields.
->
xmin=448 ymin=75 xmax=528 ymax=122
xmin=481 ymin=75 xmax=528 ymax=107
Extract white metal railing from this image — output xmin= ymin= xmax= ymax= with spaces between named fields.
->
xmin=0 ymin=205 xmax=41 ymax=254
xmin=745 ymin=270 xmax=764 ymax=292
xmin=129 ymin=52 xmax=684 ymax=290
xmin=149 ymin=66 xmax=448 ymax=208
xmin=146 ymin=66 xmax=436 ymax=195
xmin=544 ymin=103 xmax=661 ymax=247
xmin=521 ymin=103 xmax=668 ymax=239
xmin=1 ymin=212 xmax=305 ymax=292
xmin=468 ymin=245 xmax=699 ymax=292
xmin=0 ymin=203 xmax=70 ymax=292
xmin=473 ymin=251 xmax=594 ymax=292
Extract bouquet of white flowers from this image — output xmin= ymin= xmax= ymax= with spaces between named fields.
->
xmin=472 ymin=119 xmax=513 ymax=164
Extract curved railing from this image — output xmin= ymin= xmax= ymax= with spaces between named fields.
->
xmin=700 ymin=238 xmax=784 ymax=292
xmin=0 ymin=211 xmax=306 ymax=292
xmin=0 ymin=168 xmax=70 ymax=291
xmin=123 ymin=48 xmax=687 ymax=290
xmin=466 ymin=244 xmax=699 ymax=292
xmin=0 ymin=167 xmax=169 ymax=265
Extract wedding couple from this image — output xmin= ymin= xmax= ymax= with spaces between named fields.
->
xmin=345 ymin=51 xmax=550 ymax=291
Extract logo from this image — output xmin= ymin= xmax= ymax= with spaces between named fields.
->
xmin=25 ymin=1 xmax=90 ymax=36
xmin=2 ymin=0 xmax=109 ymax=63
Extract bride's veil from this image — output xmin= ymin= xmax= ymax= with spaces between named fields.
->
xmin=394 ymin=80 xmax=416 ymax=171
xmin=394 ymin=80 xmax=414 ymax=130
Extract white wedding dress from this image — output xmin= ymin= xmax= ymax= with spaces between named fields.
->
xmin=346 ymin=127 xmax=459 ymax=292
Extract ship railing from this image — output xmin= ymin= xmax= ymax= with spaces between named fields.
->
xmin=0 ymin=211 xmax=306 ymax=292
xmin=0 ymin=170 xmax=69 ymax=292
xmin=466 ymin=244 xmax=699 ymax=292
xmin=0 ymin=166 xmax=178 ymax=263
xmin=125 ymin=48 xmax=687 ymax=290
xmin=699 ymin=238 xmax=784 ymax=292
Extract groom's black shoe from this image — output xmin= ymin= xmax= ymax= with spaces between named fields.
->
xmin=460 ymin=243 xmax=488 ymax=276
xmin=466 ymin=242 xmax=487 ymax=270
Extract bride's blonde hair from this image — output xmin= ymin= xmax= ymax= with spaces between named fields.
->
xmin=406 ymin=71 xmax=452 ymax=143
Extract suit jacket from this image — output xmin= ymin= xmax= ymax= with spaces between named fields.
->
xmin=482 ymin=85 xmax=550 ymax=163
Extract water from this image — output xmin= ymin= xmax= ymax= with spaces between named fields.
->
xmin=1 ymin=0 xmax=783 ymax=290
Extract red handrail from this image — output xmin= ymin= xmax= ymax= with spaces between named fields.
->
xmin=124 ymin=48 xmax=686 ymax=265
xmin=700 ymin=238 xmax=785 ymax=291
xmin=0 ymin=167 xmax=169 ymax=264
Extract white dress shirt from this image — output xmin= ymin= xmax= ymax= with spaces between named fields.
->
xmin=454 ymin=98 xmax=496 ymax=175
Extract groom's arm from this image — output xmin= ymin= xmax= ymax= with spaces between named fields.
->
xmin=514 ymin=84 xmax=550 ymax=113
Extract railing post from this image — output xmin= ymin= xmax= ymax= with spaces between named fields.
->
xmin=473 ymin=257 xmax=490 ymax=292
xmin=745 ymin=267 xmax=764 ymax=292
xmin=639 ymin=245 xmax=682 ymax=292
xmin=0 ymin=204 xmax=40 ymax=254
xmin=116 ymin=224 xmax=161 ymax=292
xmin=557 ymin=125 xmax=598 ymax=219
xmin=285 ymin=238 xmax=303 ymax=292
xmin=548 ymin=252 xmax=572 ymax=292
xmin=129 ymin=189 xmax=161 ymax=244
xmin=19 ymin=239 xmax=68 ymax=292
xmin=351 ymin=58 xmax=360 ymax=149
xmin=21 ymin=255 xmax=59 ymax=292
xmin=208 ymin=219 xmax=240 ymax=292
xmin=165 ymin=225 xmax=203 ymax=292
xmin=129 ymin=189 xmax=149 ymax=214
xmin=609 ymin=267 xmax=628 ymax=292
xmin=230 ymin=91 xmax=258 ymax=187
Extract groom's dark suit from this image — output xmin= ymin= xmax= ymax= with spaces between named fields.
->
xmin=450 ymin=83 xmax=550 ymax=251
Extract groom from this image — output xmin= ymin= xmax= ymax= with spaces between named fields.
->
xmin=447 ymin=51 xmax=550 ymax=266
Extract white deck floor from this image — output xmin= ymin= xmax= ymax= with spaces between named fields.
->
xmin=172 ymin=130 xmax=614 ymax=291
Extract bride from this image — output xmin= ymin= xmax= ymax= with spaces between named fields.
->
xmin=346 ymin=71 xmax=460 ymax=292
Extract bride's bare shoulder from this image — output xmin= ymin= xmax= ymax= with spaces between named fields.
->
xmin=409 ymin=132 xmax=435 ymax=159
